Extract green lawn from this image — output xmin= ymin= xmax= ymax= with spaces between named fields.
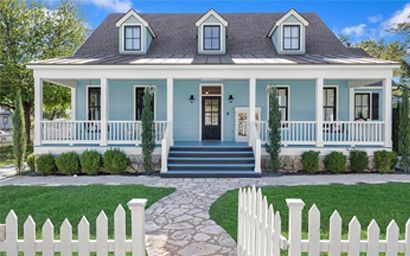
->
xmin=0 ymin=185 xmax=175 ymax=238
xmin=210 ymin=183 xmax=410 ymax=241
xmin=0 ymin=145 xmax=33 ymax=167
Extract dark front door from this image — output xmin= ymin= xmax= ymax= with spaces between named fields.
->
xmin=202 ymin=96 xmax=221 ymax=140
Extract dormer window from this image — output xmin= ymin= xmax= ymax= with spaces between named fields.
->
xmin=283 ymin=25 xmax=300 ymax=50
xmin=124 ymin=25 xmax=141 ymax=51
xmin=203 ymin=25 xmax=221 ymax=51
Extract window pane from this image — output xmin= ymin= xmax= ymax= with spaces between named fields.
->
xmin=211 ymin=27 xmax=219 ymax=38
xmin=280 ymin=108 xmax=286 ymax=121
xmin=204 ymin=27 xmax=212 ymax=38
xmin=362 ymin=107 xmax=369 ymax=119
xmin=204 ymin=39 xmax=212 ymax=49
xmin=284 ymin=39 xmax=291 ymax=49
xmin=324 ymin=108 xmax=334 ymax=121
xmin=291 ymin=38 xmax=299 ymax=49
xmin=291 ymin=26 xmax=299 ymax=36
xmin=126 ymin=39 xmax=132 ymax=49
xmin=327 ymin=91 xmax=334 ymax=106
xmin=134 ymin=27 xmax=141 ymax=38
xmin=284 ymin=26 xmax=291 ymax=37
xmin=205 ymin=113 xmax=212 ymax=125
xmin=134 ymin=40 xmax=141 ymax=50
xmin=211 ymin=113 xmax=219 ymax=125
xmin=212 ymin=39 xmax=219 ymax=49
xmin=355 ymin=95 xmax=362 ymax=105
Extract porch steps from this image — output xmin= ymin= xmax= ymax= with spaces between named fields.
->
xmin=162 ymin=144 xmax=260 ymax=178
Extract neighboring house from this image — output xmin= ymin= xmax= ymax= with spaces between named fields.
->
xmin=0 ymin=107 xmax=12 ymax=130
xmin=28 ymin=9 xmax=398 ymax=176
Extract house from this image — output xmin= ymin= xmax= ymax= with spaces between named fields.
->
xmin=0 ymin=107 xmax=12 ymax=130
xmin=27 ymin=9 xmax=398 ymax=176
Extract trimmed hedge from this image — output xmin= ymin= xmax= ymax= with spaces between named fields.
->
xmin=80 ymin=150 xmax=102 ymax=175
xmin=324 ymin=152 xmax=347 ymax=173
xmin=36 ymin=154 xmax=56 ymax=175
xmin=26 ymin=153 xmax=35 ymax=171
xmin=374 ymin=150 xmax=397 ymax=173
xmin=103 ymin=149 xmax=129 ymax=174
xmin=350 ymin=150 xmax=369 ymax=173
xmin=301 ymin=151 xmax=320 ymax=173
xmin=55 ymin=152 xmax=80 ymax=175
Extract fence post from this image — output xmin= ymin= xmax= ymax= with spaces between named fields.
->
xmin=128 ymin=198 xmax=148 ymax=256
xmin=0 ymin=224 xmax=5 ymax=242
xmin=286 ymin=199 xmax=305 ymax=256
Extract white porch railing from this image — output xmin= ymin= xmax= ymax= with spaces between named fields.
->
xmin=249 ymin=121 xmax=261 ymax=172
xmin=256 ymin=121 xmax=385 ymax=145
xmin=41 ymin=120 xmax=168 ymax=145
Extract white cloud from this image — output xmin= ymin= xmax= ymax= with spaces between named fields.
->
xmin=82 ymin=0 xmax=133 ymax=12
xmin=368 ymin=15 xmax=382 ymax=23
xmin=341 ymin=24 xmax=367 ymax=36
xmin=383 ymin=3 xmax=410 ymax=30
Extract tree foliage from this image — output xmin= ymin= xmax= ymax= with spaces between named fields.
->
xmin=12 ymin=90 xmax=27 ymax=173
xmin=141 ymin=87 xmax=155 ymax=172
xmin=266 ymin=87 xmax=281 ymax=171
xmin=399 ymin=86 xmax=410 ymax=171
xmin=0 ymin=0 xmax=87 ymax=142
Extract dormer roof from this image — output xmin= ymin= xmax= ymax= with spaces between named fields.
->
xmin=115 ymin=9 xmax=157 ymax=38
xmin=195 ymin=9 xmax=228 ymax=27
xmin=267 ymin=9 xmax=309 ymax=37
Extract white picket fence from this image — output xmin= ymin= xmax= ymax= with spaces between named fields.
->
xmin=0 ymin=198 xmax=147 ymax=255
xmin=238 ymin=186 xmax=410 ymax=256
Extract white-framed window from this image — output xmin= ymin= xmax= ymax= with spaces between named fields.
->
xmin=323 ymin=87 xmax=337 ymax=121
xmin=134 ymin=87 xmax=155 ymax=121
xmin=203 ymin=25 xmax=221 ymax=51
xmin=283 ymin=25 xmax=300 ymax=50
xmin=124 ymin=25 xmax=141 ymax=51
xmin=354 ymin=92 xmax=379 ymax=120
xmin=267 ymin=86 xmax=289 ymax=121
xmin=87 ymin=87 xmax=101 ymax=121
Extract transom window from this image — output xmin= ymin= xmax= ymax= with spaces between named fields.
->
xmin=135 ymin=87 xmax=155 ymax=120
xmin=203 ymin=25 xmax=220 ymax=51
xmin=283 ymin=25 xmax=300 ymax=50
xmin=354 ymin=93 xmax=379 ymax=120
xmin=124 ymin=25 xmax=141 ymax=51
xmin=323 ymin=88 xmax=337 ymax=121
xmin=88 ymin=87 xmax=101 ymax=121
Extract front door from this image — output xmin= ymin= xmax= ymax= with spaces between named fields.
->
xmin=202 ymin=96 xmax=221 ymax=140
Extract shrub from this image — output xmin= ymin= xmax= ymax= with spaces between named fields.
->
xmin=55 ymin=152 xmax=80 ymax=175
xmin=301 ymin=151 xmax=320 ymax=173
xmin=350 ymin=150 xmax=369 ymax=173
xmin=324 ymin=152 xmax=347 ymax=173
xmin=80 ymin=150 xmax=102 ymax=175
xmin=374 ymin=150 xmax=397 ymax=173
xmin=26 ymin=154 xmax=35 ymax=171
xmin=36 ymin=154 xmax=56 ymax=175
xmin=103 ymin=149 xmax=129 ymax=174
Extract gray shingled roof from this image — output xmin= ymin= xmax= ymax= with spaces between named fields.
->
xmin=31 ymin=12 xmax=397 ymax=65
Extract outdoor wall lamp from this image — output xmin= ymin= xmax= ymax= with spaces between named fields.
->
xmin=189 ymin=94 xmax=195 ymax=103
xmin=228 ymin=94 xmax=234 ymax=103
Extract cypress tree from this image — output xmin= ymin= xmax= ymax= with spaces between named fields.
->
xmin=141 ymin=87 xmax=155 ymax=172
xmin=12 ymin=90 xmax=27 ymax=173
xmin=399 ymin=85 xmax=410 ymax=171
xmin=266 ymin=87 xmax=281 ymax=171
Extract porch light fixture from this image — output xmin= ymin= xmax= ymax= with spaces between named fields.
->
xmin=228 ymin=94 xmax=234 ymax=103
xmin=189 ymin=94 xmax=195 ymax=103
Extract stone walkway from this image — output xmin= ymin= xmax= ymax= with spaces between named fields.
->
xmin=1 ymin=174 xmax=410 ymax=256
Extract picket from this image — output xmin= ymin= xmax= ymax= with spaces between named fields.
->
xmin=237 ymin=186 xmax=410 ymax=256
xmin=0 ymin=199 xmax=147 ymax=255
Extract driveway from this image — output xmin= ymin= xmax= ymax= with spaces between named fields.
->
xmin=1 ymin=174 xmax=410 ymax=256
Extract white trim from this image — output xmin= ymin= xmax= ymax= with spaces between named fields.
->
xmin=71 ymin=87 xmax=76 ymax=121
xmin=34 ymin=77 xmax=43 ymax=146
xmin=121 ymin=24 xmax=144 ymax=54
xmin=315 ymin=78 xmax=324 ymax=147
xmin=195 ymin=9 xmax=228 ymax=27
xmin=266 ymin=85 xmax=291 ymax=121
xmin=280 ymin=23 xmax=302 ymax=52
xmin=100 ymin=78 xmax=108 ymax=146
xmin=268 ymin=9 xmax=309 ymax=37
xmin=115 ymin=9 xmax=156 ymax=38
xmin=199 ymin=83 xmax=224 ymax=141
xmin=133 ymin=85 xmax=157 ymax=121
xmin=234 ymin=107 xmax=261 ymax=142
xmin=383 ymin=78 xmax=392 ymax=147
xmin=200 ymin=23 xmax=224 ymax=53
xmin=85 ymin=85 xmax=101 ymax=121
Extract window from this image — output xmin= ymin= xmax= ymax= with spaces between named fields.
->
xmin=88 ymin=87 xmax=101 ymax=121
xmin=354 ymin=93 xmax=380 ymax=120
xmin=203 ymin=25 xmax=220 ymax=51
xmin=135 ymin=87 xmax=155 ymax=120
xmin=323 ymin=88 xmax=336 ymax=121
xmin=283 ymin=25 xmax=300 ymax=50
xmin=124 ymin=25 xmax=141 ymax=51
xmin=268 ymin=87 xmax=289 ymax=121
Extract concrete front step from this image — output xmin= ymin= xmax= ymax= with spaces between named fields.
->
xmin=168 ymin=157 xmax=255 ymax=164
xmin=169 ymin=151 xmax=254 ymax=157
xmin=168 ymin=163 xmax=255 ymax=171
xmin=170 ymin=146 xmax=252 ymax=152
xmin=161 ymin=170 xmax=261 ymax=178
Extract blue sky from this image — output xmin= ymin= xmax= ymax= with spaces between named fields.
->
xmin=69 ymin=0 xmax=410 ymax=44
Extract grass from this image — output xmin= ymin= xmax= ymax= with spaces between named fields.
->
xmin=0 ymin=185 xmax=175 ymax=238
xmin=210 ymin=183 xmax=410 ymax=241
xmin=0 ymin=145 xmax=33 ymax=167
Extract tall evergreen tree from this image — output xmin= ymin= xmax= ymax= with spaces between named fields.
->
xmin=399 ymin=85 xmax=410 ymax=171
xmin=266 ymin=87 xmax=281 ymax=171
xmin=13 ymin=90 xmax=27 ymax=173
xmin=141 ymin=87 xmax=155 ymax=172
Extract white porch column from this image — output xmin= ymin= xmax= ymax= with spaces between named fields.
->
xmin=315 ymin=78 xmax=324 ymax=147
xmin=34 ymin=77 xmax=43 ymax=146
xmin=383 ymin=77 xmax=392 ymax=148
xmin=167 ymin=78 xmax=174 ymax=145
xmin=71 ymin=87 xmax=76 ymax=121
xmin=249 ymin=78 xmax=256 ymax=123
xmin=100 ymin=78 xmax=108 ymax=146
